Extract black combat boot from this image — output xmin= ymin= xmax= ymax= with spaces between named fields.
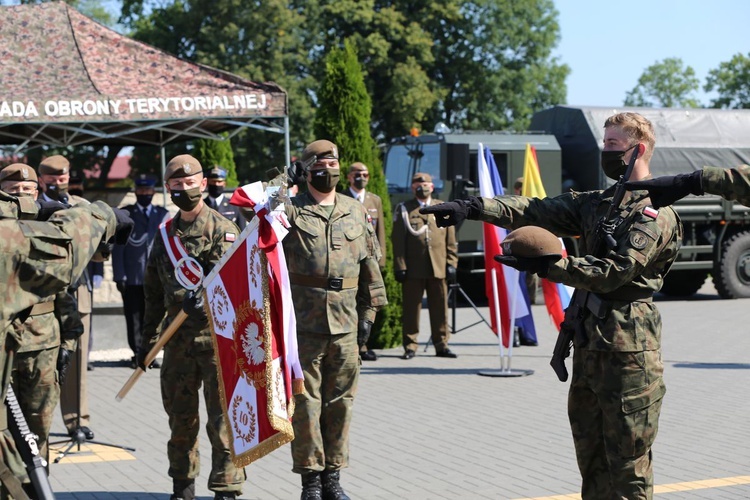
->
xmin=300 ymin=472 xmax=323 ymax=500
xmin=321 ymin=470 xmax=350 ymax=500
xmin=170 ymin=479 xmax=195 ymax=500
xmin=213 ymin=493 xmax=237 ymax=499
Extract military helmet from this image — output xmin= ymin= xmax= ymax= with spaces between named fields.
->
xmin=300 ymin=140 xmax=338 ymax=170
xmin=501 ymin=226 xmax=562 ymax=258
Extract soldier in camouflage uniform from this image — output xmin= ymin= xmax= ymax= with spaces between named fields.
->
xmin=284 ymin=140 xmax=386 ymax=500
xmin=140 ymin=155 xmax=244 ymax=500
xmin=422 ymin=112 xmax=683 ymax=500
xmin=0 ymin=195 xmax=131 ymax=498
xmin=1 ymin=164 xmax=84 ymax=463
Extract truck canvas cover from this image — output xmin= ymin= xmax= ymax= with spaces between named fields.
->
xmin=531 ymin=105 xmax=750 ymax=192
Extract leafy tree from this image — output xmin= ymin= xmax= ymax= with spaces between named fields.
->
xmin=314 ymin=41 xmax=402 ymax=348
xmin=194 ymin=134 xmax=239 ymax=187
xmin=624 ymin=57 xmax=700 ymax=108
xmin=705 ymin=52 xmax=750 ymax=109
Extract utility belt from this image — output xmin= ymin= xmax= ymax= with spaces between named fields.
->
xmin=28 ymin=301 xmax=55 ymax=316
xmin=289 ymin=273 xmax=358 ymax=291
xmin=583 ymin=287 xmax=654 ymax=320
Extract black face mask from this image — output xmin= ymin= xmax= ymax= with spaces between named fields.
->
xmin=415 ymin=186 xmax=432 ymax=199
xmin=170 ymin=187 xmax=203 ymax=211
xmin=352 ymin=175 xmax=368 ymax=190
xmin=308 ymin=168 xmax=340 ymax=193
xmin=136 ymin=194 xmax=154 ymax=208
xmin=46 ymin=183 xmax=69 ymax=202
xmin=207 ymin=185 xmax=224 ymax=198
xmin=601 ymin=144 xmax=637 ymax=180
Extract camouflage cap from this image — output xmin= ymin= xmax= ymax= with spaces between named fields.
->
xmin=412 ymin=172 xmax=432 ymax=183
xmin=38 ymin=155 xmax=69 ymax=175
xmin=0 ymin=163 xmax=38 ymax=183
xmin=501 ymin=226 xmax=562 ymax=258
xmin=206 ymin=167 xmax=227 ymax=180
xmin=349 ymin=162 xmax=368 ymax=173
xmin=301 ymin=140 xmax=338 ymax=169
xmin=165 ymin=154 xmax=202 ymax=180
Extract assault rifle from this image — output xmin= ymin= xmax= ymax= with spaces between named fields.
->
xmin=6 ymin=385 xmax=55 ymax=499
xmin=550 ymin=144 xmax=642 ymax=382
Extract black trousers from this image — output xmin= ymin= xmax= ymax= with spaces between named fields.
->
xmin=122 ymin=285 xmax=145 ymax=357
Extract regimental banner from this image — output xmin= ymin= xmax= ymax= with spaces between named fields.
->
xmin=205 ymin=182 xmax=303 ymax=466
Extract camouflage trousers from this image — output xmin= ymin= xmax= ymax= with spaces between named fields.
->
xmin=568 ymin=348 xmax=666 ymax=500
xmin=291 ymin=331 xmax=359 ymax=474
xmin=161 ymin=336 xmax=246 ymax=494
xmin=13 ymin=347 xmax=60 ymax=462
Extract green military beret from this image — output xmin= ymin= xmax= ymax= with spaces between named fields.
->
xmin=301 ymin=140 xmax=339 ymax=169
xmin=165 ymin=154 xmax=202 ymax=181
xmin=501 ymin=226 xmax=562 ymax=259
xmin=0 ymin=163 xmax=38 ymax=183
xmin=38 ymin=155 xmax=69 ymax=175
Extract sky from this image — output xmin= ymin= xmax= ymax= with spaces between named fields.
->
xmin=554 ymin=0 xmax=750 ymax=107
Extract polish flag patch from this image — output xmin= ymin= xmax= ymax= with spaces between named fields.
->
xmin=225 ymin=232 xmax=237 ymax=242
xmin=643 ymin=206 xmax=659 ymax=219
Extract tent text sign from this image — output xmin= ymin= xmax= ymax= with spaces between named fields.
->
xmin=0 ymin=93 xmax=270 ymax=122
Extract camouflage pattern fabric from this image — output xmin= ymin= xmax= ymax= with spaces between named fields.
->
xmin=142 ymin=205 xmax=245 ymax=494
xmin=479 ymin=187 xmax=681 ymax=499
xmin=282 ymin=192 xmax=385 ymax=474
xmin=0 ymin=198 xmax=116 ymax=497
xmin=702 ymin=164 xmax=750 ymax=204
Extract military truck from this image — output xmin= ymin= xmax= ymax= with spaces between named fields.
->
xmin=383 ymin=131 xmax=561 ymax=294
xmin=531 ymin=105 xmax=750 ymax=298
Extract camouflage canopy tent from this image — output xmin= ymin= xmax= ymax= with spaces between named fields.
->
xmin=0 ymin=1 xmax=290 ymax=167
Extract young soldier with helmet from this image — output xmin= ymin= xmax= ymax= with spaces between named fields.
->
xmin=422 ymin=112 xmax=682 ymax=500
xmin=283 ymin=140 xmax=386 ymax=500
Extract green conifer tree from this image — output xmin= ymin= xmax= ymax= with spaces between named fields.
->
xmin=194 ymin=133 xmax=239 ymax=187
xmin=314 ymin=40 xmax=402 ymax=349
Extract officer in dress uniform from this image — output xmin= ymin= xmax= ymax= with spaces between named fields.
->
xmin=340 ymin=162 xmax=386 ymax=361
xmin=393 ymin=172 xmax=459 ymax=360
xmin=203 ymin=166 xmax=246 ymax=231
xmin=38 ymin=155 xmax=97 ymax=441
xmin=113 ymin=174 xmax=170 ymax=368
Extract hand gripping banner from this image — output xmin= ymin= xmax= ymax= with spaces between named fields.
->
xmin=204 ymin=181 xmax=303 ymax=467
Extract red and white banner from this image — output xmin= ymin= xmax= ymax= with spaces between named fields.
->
xmin=204 ymin=181 xmax=303 ymax=466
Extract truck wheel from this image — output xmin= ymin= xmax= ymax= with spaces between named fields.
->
xmin=714 ymin=231 xmax=750 ymax=299
xmin=660 ymin=270 xmax=707 ymax=297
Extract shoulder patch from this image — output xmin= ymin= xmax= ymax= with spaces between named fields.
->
xmin=629 ymin=231 xmax=649 ymax=250
xmin=225 ymin=232 xmax=236 ymax=242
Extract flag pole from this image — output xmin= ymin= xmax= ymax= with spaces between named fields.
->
xmin=491 ymin=267 xmax=505 ymax=367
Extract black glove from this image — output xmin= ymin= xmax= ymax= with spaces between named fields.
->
xmin=494 ymin=254 xmax=561 ymax=278
xmin=419 ymin=197 xmax=483 ymax=228
xmin=357 ymin=320 xmax=373 ymax=348
xmin=57 ymin=349 xmax=72 ymax=384
xmin=395 ymin=270 xmax=407 ymax=283
xmin=286 ymin=161 xmax=306 ymax=188
xmin=112 ymin=208 xmax=135 ymax=245
xmin=35 ymin=199 xmax=68 ymax=221
xmin=116 ymin=280 xmax=127 ymax=294
xmin=182 ymin=289 xmax=206 ymax=320
xmin=624 ymin=170 xmax=703 ymax=209
xmin=446 ymin=264 xmax=457 ymax=284
xmin=136 ymin=348 xmax=149 ymax=371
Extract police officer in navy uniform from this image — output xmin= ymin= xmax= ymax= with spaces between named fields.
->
xmin=203 ymin=166 xmax=246 ymax=231
xmin=112 ymin=174 xmax=170 ymax=369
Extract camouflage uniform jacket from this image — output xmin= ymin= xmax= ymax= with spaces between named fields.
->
xmin=283 ymin=192 xmax=387 ymax=334
xmin=702 ymin=165 xmax=750 ymax=205
xmin=142 ymin=205 xmax=238 ymax=351
xmin=480 ymin=187 xmax=682 ymax=351
xmin=0 ymin=201 xmax=116 ymax=341
xmin=14 ymin=289 xmax=82 ymax=353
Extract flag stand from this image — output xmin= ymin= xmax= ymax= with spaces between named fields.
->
xmin=477 ymin=268 xmax=534 ymax=378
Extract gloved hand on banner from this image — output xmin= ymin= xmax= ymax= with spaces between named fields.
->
xmin=136 ymin=349 xmax=149 ymax=371
xmin=357 ymin=320 xmax=373 ymax=348
xmin=57 ymin=349 xmax=72 ymax=384
xmin=394 ymin=270 xmax=407 ymax=283
xmin=182 ymin=289 xmax=206 ymax=320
